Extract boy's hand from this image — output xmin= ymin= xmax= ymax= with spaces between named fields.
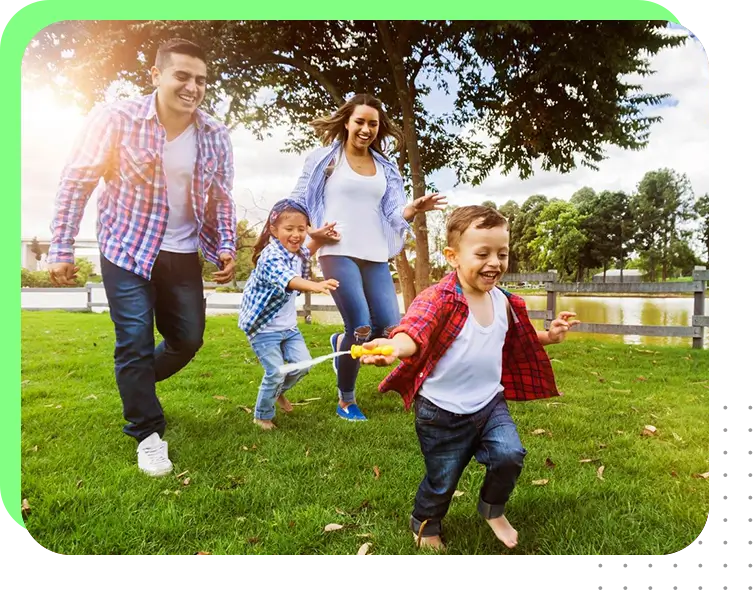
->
xmin=311 ymin=279 xmax=339 ymax=294
xmin=547 ymin=311 xmax=580 ymax=343
xmin=360 ymin=338 xmax=400 ymax=366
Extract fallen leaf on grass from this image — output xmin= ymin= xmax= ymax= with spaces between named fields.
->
xmin=251 ymin=445 xmax=258 ymax=450
xmin=616 ymin=430 xmax=625 ymax=435
xmin=303 ymin=398 xmax=322 ymax=402
xmin=551 ymin=358 xmax=563 ymax=364
xmin=247 ymin=537 xmax=260 ymax=544
xmin=220 ymin=352 xmax=232 ymax=358
xmin=238 ymin=406 xmax=253 ymax=414
xmin=672 ymin=432 xmax=683 ymax=442
xmin=642 ymin=425 xmax=658 ymax=436
xmin=596 ymin=465 xmax=605 ymax=480
xmin=531 ymin=429 xmax=548 ymax=436
xmin=335 ymin=508 xmax=347 ymax=516
xmin=200 ymin=373 xmax=213 ymax=378
xmin=357 ymin=542 xmax=372 ymax=555
xmin=236 ymin=516 xmax=246 ymax=522
xmin=21 ymin=499 xmax=30 ymax=516
xmin=636 ymin=376 xmax=648 ymax=382
xmin=305 ymin=448 xmax=310 ymax=457
xmin=579 ymin=459 xmax=594 ymax=463
xmin=590 ymin=371 xmax=600 ymax=376
xmin=289 ymin=521 xmax=296 ymax=528
xmin=76 ymin=480 xmax=83 ymax=489
xmin=182 ymin=478 xmax=191 ymax=486
xmin=693 ymin=472 xmax=709 ymax=480
xmin=195 ymin=551 xmax=211 ymax=555
xmin=373 ymin=466 xmax=381 ymax=479
xmin=545 ymin=457 xmax=556 ymax=469
xmin=531 ymin=479 xmax=549 ymax=486
xmin=176 ymin=470 xmax=189 ymax=479
xmin=324 ymin=523 xmax=344 ymax=532
xmin=213 ymin=396 xmax=229 ymax=401
xmin=606 ymin=357 xmax=615 ymax=361
xmin=31 ymin=446 xmax=38 ymax=452
xmin=598 ymin=378 xmax=606 ymax=383
xmin=631 ymin=406 xmax=640 ymax=413
xmin=356 ymin=533 xmax=372 ymax=538
xmin=453 ymin=490 xmax=465 ymax=497
xmin=670 ymin=470 xmax=678 ymax=478
xmin=21 ymin=380 xmax=30 ymax=386
xmin=598 ymin=443 xmax=608 ymax=449
xmin=85 ymin=394 xmax=98 ymax=400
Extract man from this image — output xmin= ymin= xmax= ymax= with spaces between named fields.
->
xmin=47 ymin=38 xmax=237 ymax=476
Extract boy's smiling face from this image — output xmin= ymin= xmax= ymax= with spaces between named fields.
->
xmin=444 ymin=221 xmax=510 ymax=296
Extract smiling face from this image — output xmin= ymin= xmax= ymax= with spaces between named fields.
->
xmin=445 ymin=220 xmax=510 ymax=296
xmin=151 ymin=52 xmax=207 ymax=118
xmin=344 ymin=104 xmax=380 ymax=151
xmin=270 ymin=211 xmax=309 ymax=254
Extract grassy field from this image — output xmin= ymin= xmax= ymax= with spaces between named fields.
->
xmin=21 ymin=311 xmax=709 ymax=555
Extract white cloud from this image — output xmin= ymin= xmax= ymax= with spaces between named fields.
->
xmin=21 ymin=26 xmax=707 ymax=241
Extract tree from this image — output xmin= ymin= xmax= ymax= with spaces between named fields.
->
xmin=529 ymin=200 xmax=588 ymax=280
xmin=30 ymin=237 xmax=44 ymax=270
xmin=511 ymin=195 xmax=549 ymax=272
xmin=24 ymin=20 xmax=684 ymax=299
xmin=694 ymin=192 xmax=709 ymax=265
xmin=631 ymin=168 xmax=695 ymax=281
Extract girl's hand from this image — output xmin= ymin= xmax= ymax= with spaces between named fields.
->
xmin=311 ymin=278 xmax=339 ymax=294
xmin=360 ymin=339 xmax=400 ymax=366
xmin=547 ymin=312 xmax=580 ymax=344
xmin=308 ymin=222 xmax=341 ymax=244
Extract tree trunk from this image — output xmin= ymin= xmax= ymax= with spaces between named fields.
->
xmin=395 ymin=251 xmax=416 ymax=309
xmin=377 ymin=21 xmax=431 ymax=295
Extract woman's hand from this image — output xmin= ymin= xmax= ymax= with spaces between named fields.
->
xmin=308 ymin=221 xmax=341 ymax=244
xmin=404 ymin=193 xmax=448 ymax=221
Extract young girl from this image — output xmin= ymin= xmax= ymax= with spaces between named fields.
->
xmin=238 ymin=199 xmax=339 ymax=430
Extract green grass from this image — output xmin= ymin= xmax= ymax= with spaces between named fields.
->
xmin=21 ymin=311 xmax=709 ymax=555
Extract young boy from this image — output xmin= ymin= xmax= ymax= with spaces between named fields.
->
xmin=362 ymin=205 xmax=579 ymax=550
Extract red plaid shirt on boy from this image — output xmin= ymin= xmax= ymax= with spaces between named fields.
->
xmin=379 ymin=271 xmax=561 ymax=410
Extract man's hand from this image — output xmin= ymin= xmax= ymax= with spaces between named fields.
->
xmin=546 ymin=311 xmax=580 ymax=344
xmin=48 ymin=262 xmax=79 ymax=286
xmin=212 ymin=252 xmax=236 ymax=284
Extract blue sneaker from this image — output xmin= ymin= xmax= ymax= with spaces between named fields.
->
xmin=330 ymin=333 xmax=340 ymax=375
xmin=337 ymin=403 xmax=367 ymax=421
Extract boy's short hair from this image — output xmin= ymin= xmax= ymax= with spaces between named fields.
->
xmin=155 ymin=38 xmax=207 ymax=69
xmin=446 ymin=205 xmax=509 ymax=248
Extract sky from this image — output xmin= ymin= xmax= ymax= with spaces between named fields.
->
xmin=20 ymin=25 xmax=708 ymax=241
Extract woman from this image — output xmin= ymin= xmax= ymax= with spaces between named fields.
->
xmin=291 ymin=93 xmax=446 ymax=421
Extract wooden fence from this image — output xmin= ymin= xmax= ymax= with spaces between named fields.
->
xmin=21 ymin=267 xmax=709 ymax=348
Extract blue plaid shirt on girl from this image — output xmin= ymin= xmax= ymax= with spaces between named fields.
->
xmin=238 ymin=237 xmax=312 ymax=337
xmin=289 ymin=140 xmax=413 ymax=259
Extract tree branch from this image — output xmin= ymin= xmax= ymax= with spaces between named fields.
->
xmin=245 ymin=54 xmax=344 ymax=105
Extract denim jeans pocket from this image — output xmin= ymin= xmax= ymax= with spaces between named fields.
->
xmin=414 ymin=396 xmax=438 ymax=425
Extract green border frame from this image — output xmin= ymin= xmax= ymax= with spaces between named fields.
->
xmin=0 ymin=0 xmax=753 ymax=588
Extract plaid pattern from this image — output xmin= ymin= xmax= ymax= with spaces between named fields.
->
xmin=289 ymin=141 xmax=412 ymax=258
xmin=48 ymin=91 xmax=237 ymax=280
xmin=238 ymin=238 xmax=312 ymax=338
xmin=379 ymin=271 xmax=560 ymax=409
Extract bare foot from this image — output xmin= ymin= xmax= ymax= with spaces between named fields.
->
xmin=277 ymin=395 xmax=293 ymax=413
xmin=253 ymin=418 xmax=276 ymax=431
xmin=486 ymin=514 xmax=518 ymax=548
xmin=412 ymin=532 xmax=446 ymax=551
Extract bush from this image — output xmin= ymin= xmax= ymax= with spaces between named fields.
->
xmin=21 ymin=257 xmax=94 ymax=288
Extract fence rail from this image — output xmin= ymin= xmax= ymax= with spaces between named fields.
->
xmin=22 ymin=267 xmax=709 ymax=348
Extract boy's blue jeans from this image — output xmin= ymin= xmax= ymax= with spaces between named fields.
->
xmin=249 ymin=327 xmax=311 ymax=420
xmin=410 ymin=393 xmax=527 ymax=537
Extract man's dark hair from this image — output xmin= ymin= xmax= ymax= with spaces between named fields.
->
xmin=155 ymin=38 xmax=207 ymax=69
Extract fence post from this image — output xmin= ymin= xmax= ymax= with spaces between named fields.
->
xmin=304 ymin=291 xmax=312 ymax=325
xmin=692 ymin=265 xmax=707 ymax=349
xmin=86 ymin=283 xmax=92 ymax=312
xmin=544 ymin=269 xmax=557 ymax=330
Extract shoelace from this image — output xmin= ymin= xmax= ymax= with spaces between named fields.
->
xmin=142 ymin=443 xmax=170 ymax=465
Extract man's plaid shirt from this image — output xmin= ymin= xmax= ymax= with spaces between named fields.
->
xmin=379 ymin=271 xmax=561 ymax=409
xmin=238 ymin=238 xmax=312 ymax=338
xmin=48 ymin=91 xmax=236 ymax=279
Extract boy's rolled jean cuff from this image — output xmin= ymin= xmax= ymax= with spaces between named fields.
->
xmin=410 ymin=514 xmax=442 ymax=537
xmin=477 ymin=497 xmax=506 ymax=520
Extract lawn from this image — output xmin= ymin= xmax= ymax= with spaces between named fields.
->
xmin=21 ymin=311 xmax=709 ymax=555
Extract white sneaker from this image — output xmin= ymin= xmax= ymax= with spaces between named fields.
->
xmin=137 ymin=432 xmax=173 ymax=477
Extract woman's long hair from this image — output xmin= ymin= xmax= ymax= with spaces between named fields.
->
xmin=309 ymin=93 xmax=404 ymax=157
xmin=252 ymin=199 xmax=310 ymax=266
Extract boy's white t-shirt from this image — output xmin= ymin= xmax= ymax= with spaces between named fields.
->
xmin=161 ymin=125 xmax=200 ymax=253
xmin=259 ymin=256 xmax=304 ymax=333
xmin=318 ymin=154 xmax=389 ymax=262
xmin=418 ymin=288 xmax=510 ymax=414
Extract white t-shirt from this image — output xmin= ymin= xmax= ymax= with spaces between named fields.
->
xmin=318 ymin=153 xmax=389 ymax=262
xmin=260 ymin=257 xmax=304 ymax=333
xmin=418 ymin=288 xmax=510 ymax=414
xmin=161 ymin=125 xmax=199 ymax=253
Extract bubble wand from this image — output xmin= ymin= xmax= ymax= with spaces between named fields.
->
xmin=276 ymin=345 xmax=394 ymax=375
